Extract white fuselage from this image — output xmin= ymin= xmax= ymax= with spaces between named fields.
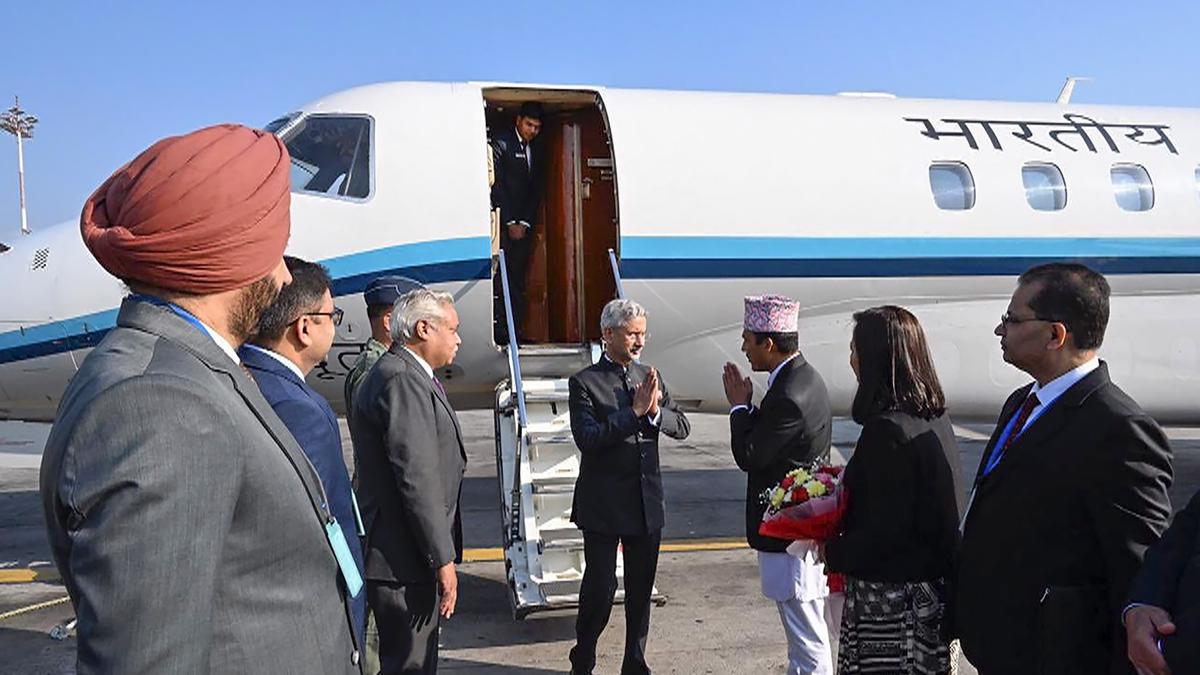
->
xmin=2 ymin=82 xmax=1198 ymax=422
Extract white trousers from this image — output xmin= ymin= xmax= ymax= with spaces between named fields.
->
xmin=759 ymin=550 xmax=832 ymax=675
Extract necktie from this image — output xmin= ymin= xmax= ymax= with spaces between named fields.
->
xmin=521 ymin=142 xmax=530 ymax=171
xmin=984 ymin=392 xmax=1040 ymax=476
xmin=432 ymin=375 xmax=446 ymax=397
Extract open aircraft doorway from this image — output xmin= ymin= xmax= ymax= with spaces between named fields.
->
xmin=484 ymin=87 xmax=620 ymax=348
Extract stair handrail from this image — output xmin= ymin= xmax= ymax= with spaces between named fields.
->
xmin=607 ymin=247 xmax=625 ymax=299
xmin=497 ymin=250 xmax=529 ymax=429
xmin=498 ymin=250 xmax=528 ymax=543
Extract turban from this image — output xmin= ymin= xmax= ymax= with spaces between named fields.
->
xmin=744 ymin=295 xmax=799 ymax=333
xmin=81 ymin=124 xmax=291 ymax=294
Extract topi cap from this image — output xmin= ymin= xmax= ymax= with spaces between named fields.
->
xmin=743 ymin=295 xmax=799 ymax=333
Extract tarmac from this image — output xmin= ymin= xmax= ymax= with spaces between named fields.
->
xmin=3 ymin=411 xmax=1199 ymax=674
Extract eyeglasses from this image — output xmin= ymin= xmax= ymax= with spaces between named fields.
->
xmin=999 ymin=311 xmax=1056 ymax=326
xmin=302 ymin=307 xmax=344 ymax=326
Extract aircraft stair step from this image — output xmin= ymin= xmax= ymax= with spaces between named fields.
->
xmin=509 ymin=345 xmax=594 ymax=378
xmin=519 ymin=378 xmax=570 ymax=399
xmin=525 ymin=423 xmax=574 ymax=444
xmin=529 ymin=466 xmax=579 ymax=484
xmin=541 ymin=537 xmax=585 ymax=551
xmin=531 ymin=481 xmax=577 ymax=495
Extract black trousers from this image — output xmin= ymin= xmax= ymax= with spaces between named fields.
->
xmin=569 ymin=529 xmax=662 ymax=675
xmin=495 ymin=233 xmax=530 ymax=342
xmin=366 ymin=580 xmax=439 ymax=675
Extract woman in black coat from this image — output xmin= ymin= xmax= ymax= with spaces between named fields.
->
xmin=824 ymin=305 xmax=964 ymax=675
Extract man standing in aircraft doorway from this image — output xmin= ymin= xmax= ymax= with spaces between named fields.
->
xmin=722 ymin=294 xmax=835 ymax=675
xmin=490 ymin=101 xmax=544 ymax=342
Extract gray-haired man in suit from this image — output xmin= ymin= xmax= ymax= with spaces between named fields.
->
xmin=40 ymin=125 xmax=362 ymax=673
xmin=351 ymin=288 xmax=467 ymax=674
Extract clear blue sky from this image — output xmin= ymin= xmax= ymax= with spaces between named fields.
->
xmin=3 ymin=0 xmax=1197 ymax=237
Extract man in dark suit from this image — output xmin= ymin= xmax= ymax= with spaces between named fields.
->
xmin=490 ymin=101 xmax=544 ymax=339
xmin=568 ymin=298 xmax=690 ymax=675
xmin=722 ymin=294 xmax=834 ymax=675
xmin=242 ymin=256 xmax=365 ymax=641
xmin=350 ymin=288 xmax=467 ymax=674
xmin=1125 ymin=490 xmax=1200 ymax=674
xmin=956 ymin=263 xmax=1173 ymax=675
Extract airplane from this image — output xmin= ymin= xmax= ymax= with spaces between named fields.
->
xmin=2 ymin=81 xmax=1198 ymax=614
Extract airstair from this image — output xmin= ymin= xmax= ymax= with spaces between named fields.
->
xmin=494 ymin=249 xmax=639 ymax=618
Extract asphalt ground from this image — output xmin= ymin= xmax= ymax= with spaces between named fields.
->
xmin=3 ymin=412 xmax=1199 ymax=674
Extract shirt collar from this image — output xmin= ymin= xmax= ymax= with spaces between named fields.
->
xmin=767 ymin=354 xmax=799 ymax=390
xmin=1030 ymin=357 xmax=1100 ymax=407
xmin=242 ymin=343 xmax=305 ymax=380
xmin=515 ymin=127 xmax=526 ymax=145
xmin=198 ymin=321 xmax=241 ymax=365
xmin=402 ymin=346 xmax=436 ymax=379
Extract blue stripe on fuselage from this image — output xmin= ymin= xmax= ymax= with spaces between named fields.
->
xmin=1 ymin=235 xmax=1198 ymax=365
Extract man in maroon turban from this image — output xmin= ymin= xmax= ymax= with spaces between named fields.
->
xmin=41 ymin=124 xmax=363 ymax=673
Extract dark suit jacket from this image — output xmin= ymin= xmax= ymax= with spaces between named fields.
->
xmin=40 ymin=298 xmax=358 ymax=674
xmin=825 ymin=411 xmax=963 ymax=583
xmin=490 ymin=126 xmax=543 ymax=227
xmin=240 ymin=345 xmax=366 ymax=638
xmin=1128 ymin=490 xmax=1200 ymax=670
xmin=956 ymin=362 xmax=1173 ymax=675
xmin=729 ymin=354 xmax=833 ymax=553
xmin=350 ymin=346 xmax=466 ymax=584
xmin=568 ymin=357 xmax=690 ymax=535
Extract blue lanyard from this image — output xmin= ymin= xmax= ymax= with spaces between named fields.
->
xmin=982 ymin=391 xmax=1054 ymax=477
xmin=130 ymin=294 xmax=211 ymax=340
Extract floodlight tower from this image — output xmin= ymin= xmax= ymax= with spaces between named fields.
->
xmin=0 ymin=97 xmax=38 ymax=236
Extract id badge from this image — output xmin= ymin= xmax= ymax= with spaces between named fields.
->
xmin=325 ymin=519 xmax=364 ymax=598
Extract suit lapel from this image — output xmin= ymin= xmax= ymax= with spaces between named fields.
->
xmin=122 ymin=301 xmax=332 ymax=517
xmin=974 ymin=386 xmax=1030 ymax=487
xmin=395 ymin=347 xmax=465 ymax=454
xmin=976 ymin=365 xmax=1110 ymax=493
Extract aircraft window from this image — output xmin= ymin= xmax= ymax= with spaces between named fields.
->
xmin=1022 ymin=163 xmax=1067 ymax=211
xmin=1195 ymin=167 xmax=1199 ymax=201
xmin=262 ymin=113 xmax=300 ymax=134
xmin=1111 ymin=164 xmax=1154 ymax=212
xmin=928 ymin=162 xmax=975 ymax=210
xmin=277 ymin=115 xmax=372 ymax=200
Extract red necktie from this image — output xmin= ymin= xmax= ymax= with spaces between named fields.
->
xmin=1002 ymin=393 xmax=1041 ymax=452
xmin=984 ymin=392 xmax=1041 ymax=476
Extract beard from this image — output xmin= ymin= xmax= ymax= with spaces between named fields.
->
xmin=228 ymin=275 xmax=283 ymax=344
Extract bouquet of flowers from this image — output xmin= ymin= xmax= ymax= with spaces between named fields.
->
xmin=757 ymin=465 xmax=847 ymax=542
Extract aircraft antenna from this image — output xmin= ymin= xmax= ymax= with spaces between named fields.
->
xmin=1056 ymin=77 xmax=1092 ymax=105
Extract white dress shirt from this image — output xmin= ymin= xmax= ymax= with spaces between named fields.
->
xmin=1016 ymin=357 xmax=1100 ymax=434
xmin=198 ymin=321 xmax=241 ymax=365
xmin=402 ymin=346 xmax=435 ymax=379
xmin=241 ymin=343 xmax=305 ymax=380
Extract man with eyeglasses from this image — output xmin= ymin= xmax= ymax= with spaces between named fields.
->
xmin=242 ymin=256 xmax=367 ymax=644
xmin=955 ymin=263 xmax=1173 ymax=675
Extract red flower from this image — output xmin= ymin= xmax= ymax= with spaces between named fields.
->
xmin=792 ymin=486 xmax=810 ymax=502
xmin=780 ymin=475 xmax=795 ymax=490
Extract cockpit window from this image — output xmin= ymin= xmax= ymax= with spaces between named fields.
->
xmin=273 ymin=115 xmax=372 ymax=200
xmin=263 ymin=113 xmax=300 ymax=134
